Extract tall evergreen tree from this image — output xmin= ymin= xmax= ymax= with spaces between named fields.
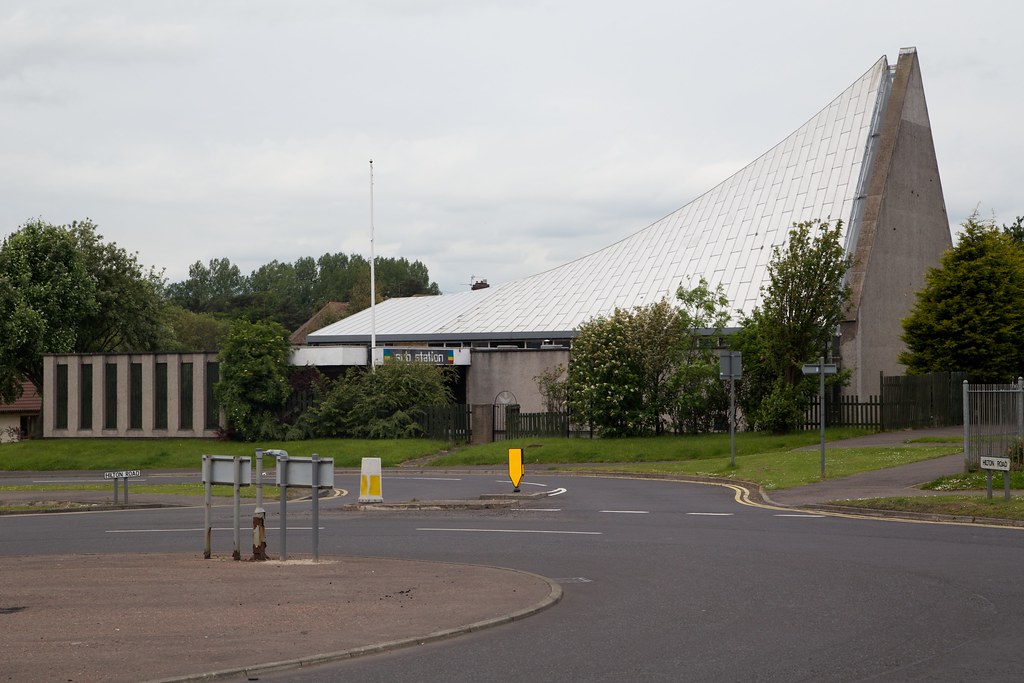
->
xmin=901 ymin=213 xmax=1024 ymax=382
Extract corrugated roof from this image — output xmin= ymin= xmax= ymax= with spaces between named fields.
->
xmin=309 ymin=56 xmax=890 ymax=345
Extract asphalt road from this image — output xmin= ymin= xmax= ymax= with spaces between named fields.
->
xmin=4 ymin=472 xmax=1023 ymax=681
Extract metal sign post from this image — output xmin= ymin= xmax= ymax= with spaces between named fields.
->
xmin=802 ymin=358 xmax=838 ymax=479
xmin=980 ymin=456 xmax=1011 ymax=501
xmin=278 ymin=453 xmax=288 ymax=562
xmin=719 ymin=353 xmax=742 ymax=467
xmin=275 ymin=454 xmax=334 ymax=563
xmin=201 ymin=455 xmax=252 ymax=560
xmin=311 ymin=453 xmax=320 ymax=563
xmin=104 ymin=470 xmax=141 ymax=506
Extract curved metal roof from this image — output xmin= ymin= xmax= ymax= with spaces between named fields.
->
xmin=310 ymin=56 xmax=891 ymax=345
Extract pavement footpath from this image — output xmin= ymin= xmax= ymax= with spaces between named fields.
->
xmin=0 ymin=426 xmax=971 ymax=682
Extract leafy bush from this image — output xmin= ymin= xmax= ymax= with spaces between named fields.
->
xmin=294 ymin=362 xmax=455 ymax=439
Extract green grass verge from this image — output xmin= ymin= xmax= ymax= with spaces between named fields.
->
xmin=0 ymin=483 xmax=282 ymax=498
xmin=433 ymin=428 xmax=873 ymax=467
xmin=0 ymin=438 xmax=450 ymax=471
xmin=830 ymin=495 xmax=1024 ymax=521
xmin=568 ymin=446 xmax=961 ymax=490
xmin=923 ymin=471 xmax=1024 ymax=490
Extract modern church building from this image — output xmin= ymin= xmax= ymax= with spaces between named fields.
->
xmin=301 ymin=47 xmax=951 ymax=410
xmin=42 ymin=48 xmax=951 ymax=437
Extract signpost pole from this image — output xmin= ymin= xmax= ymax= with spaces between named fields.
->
xmin=123 ymin=477 xmax=128 ymax=505
xmin=255 ymin=448 xmax=263 ymax=510
xmin=730 ymin=361 xmax=736 ymax=468
xmin=311 ymin=453 xmax=320 ymax=563
xmin=203 ymin=455 xmax=212 ymax=559
xmin=232 ymin=456 xmax=241 ymax=561
xmin=819 ymin=356 xmax=826 ymax=479
xmin=278 ymin=454 xmax=288 ymax=562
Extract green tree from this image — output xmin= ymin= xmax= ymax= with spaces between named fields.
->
xmin=567 ymin=300 xmax=683 ymax=436
xmin=669 ymin=278 xmax=732 ymax=434
xmin=534 ymin=364 xmax=568 ymax=413
xmin=294 ymin=362 xmax=454 ymax=439
xmin=900 ymin=213 xmax=1024 ymax=382
xmin=214 ymin=319 xmax=292 ymax=441
xmin=163 ymin=306 xmax=232 ymax=351
xmin=737 ymin=219 xmax=852 ymax=432
xmin=166 ymin=258 xmax=246 ymax=313
xmin=0 ymin=219 xmax=98 ymax=400
xmin=68 ymin=220 xmax=169 ymax=353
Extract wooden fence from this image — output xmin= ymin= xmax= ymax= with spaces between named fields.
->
xmin=506 ymin=406 xmax=570 ymax=439
xmin=801 ymin=394 xmax=880 ymax=430
xmin=880 ymin=371 xmax=966 ymax=430
xmin=412 ymin=404 xmax=472 ymax=442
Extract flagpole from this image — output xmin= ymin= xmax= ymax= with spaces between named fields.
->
xmin=369 ymin=159 xmax=377 ymax=369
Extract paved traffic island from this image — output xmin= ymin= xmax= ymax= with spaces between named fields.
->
xmin=0 ymin=553 xmax=560 ymax=682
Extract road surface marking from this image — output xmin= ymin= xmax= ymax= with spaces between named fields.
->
xmin=774 ymin=514 xmax=826 ymax=518
xmin=687 ymin=512 xmax=734 ymax=516
xmin=547 ymin=488 xmax=568 ymax=496
xmin=600 ymin=510 xmax=649 ymax=514
xmin=417 ymin=528 xmax=600 ymax=535
xmin=106 ymin=526 xmax=322 ymax=533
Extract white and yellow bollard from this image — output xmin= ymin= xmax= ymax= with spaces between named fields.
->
xmin=358 ymin=457 xmax=384 ymax=503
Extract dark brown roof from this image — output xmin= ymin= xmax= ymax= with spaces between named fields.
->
xmin=290 ymin=301 xmax=350 ymax=345
xmin=0 ymin=382 xmax=41 ymax=414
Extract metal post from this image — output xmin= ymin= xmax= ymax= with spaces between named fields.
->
xmin=819 ymin=356 xmax=826 ymax=479
xmin=123 ymin=477 xmax=128 ymax=505
xmin=963 ymin=380 xmax=970 ymax=473
xmin=232 ymin=456 xmax=241 ymax=561
xmin=987 ymin=469 xmax=993 ymax=500
xmin=113 ymin=477 xmax=119 ymax=505
xmin=879 ymin=370 xmax=884 ymax=432
xmin=255 ymin=448 xmax=263 ymax=510
xmin=311 ymin=453 xmax=320 ymax=563
xmin=278 ymin=453 xmax=288 ymax=562
xmin=203 ymin=455 xmax=212 ymax=559
xmin=729 ymin=372 xmax=736 ymax=468
xmin=1018 ymin=377 xmax=1024 ymax=441
xmin=1005 ymin=469 xmax=1011 ymax=503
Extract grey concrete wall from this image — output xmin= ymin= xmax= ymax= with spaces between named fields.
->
xmin=43 ymin=352 xmax=221 ymax=438
xmin=841 ymin=49 xmax=951 ymax=398
xmin=466 ymin=348 xmax=569 ymax=413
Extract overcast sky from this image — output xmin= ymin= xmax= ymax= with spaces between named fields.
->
xmin=1 ymin=1 xmax=1020 ymax=295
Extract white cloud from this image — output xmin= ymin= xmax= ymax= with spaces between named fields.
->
xmin=1 ymin=0 xmax=1022 ymax=297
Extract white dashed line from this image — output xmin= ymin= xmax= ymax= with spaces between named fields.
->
xmin=686 ymin=512 xmax=734 ymax=516
xmin=600 ymin=510 xmax=649 ymax=514
xmin=418 ymin=528 xmax=601 ymax=535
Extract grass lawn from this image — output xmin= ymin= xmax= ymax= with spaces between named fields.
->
xmin=5 ymin=429 xmax=993 ymax=519
xmin=0 ymin=483 xmax=282 ymax=498
xmin=832 ymin=495 xmax=1024 ymax=522
xmin=0 ymin=438 xmax=450 ymax=471
xmin=565 ymin=446 xmax=961 ymax=490
xmin=432 ymin=428 xmax=873 ymax=467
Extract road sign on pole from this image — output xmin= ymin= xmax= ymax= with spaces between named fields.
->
xmin=802 ymin=357 xmax=834 ymax=479
xmin=719 ymin=353 xmax=742 ymax=467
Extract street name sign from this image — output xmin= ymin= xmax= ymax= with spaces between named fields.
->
xmin=980 ymin=456 xmax=1011 ymax=471
xmin=104 ymin=470 xmax=141 ymax=479
xmin=802 ymin=363 xmax=838 ymax=375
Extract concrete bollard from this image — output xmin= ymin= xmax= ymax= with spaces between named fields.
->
xmin=251 ymin=507 xmax=267 ymax=561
